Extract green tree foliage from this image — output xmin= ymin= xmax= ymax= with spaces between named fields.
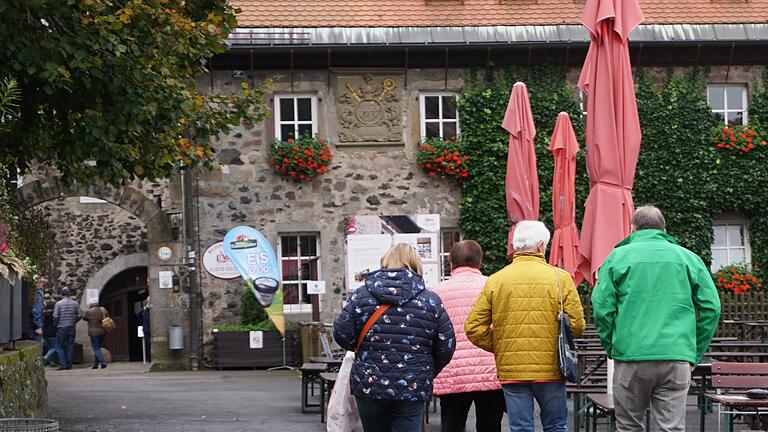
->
xmin=0 ymin=0 xmax=269 ymax=186
xmin=458 ymin=66 xmax=585 ymax=274
xmin=459 ymin=66 xmax=768 ymax=286
xmin=0 ymin=77 xmax=20 ymax=132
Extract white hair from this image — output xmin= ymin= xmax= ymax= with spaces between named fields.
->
xmin=512 ymin=220 xmax=551 ymax=252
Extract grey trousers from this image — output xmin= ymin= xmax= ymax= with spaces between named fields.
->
xmin=613 ymin=360 xmax=691 ymax=432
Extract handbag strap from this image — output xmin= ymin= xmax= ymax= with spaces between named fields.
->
xmin=554 ymin=266 xmax=564 ymax=315
xmin=355 ymin=304 xmax=391 ymax=353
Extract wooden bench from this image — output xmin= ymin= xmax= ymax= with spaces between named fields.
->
xmin=583 ymin=393 xmax=652 ymax=432
xmin=300 ymin=362 xmax=327 ymax=413
xmin=705 ymin=362 xmax=768 ymax=432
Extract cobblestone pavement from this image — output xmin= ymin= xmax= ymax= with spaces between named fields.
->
xmin=46 ymin=362 xmax=725 ymax=431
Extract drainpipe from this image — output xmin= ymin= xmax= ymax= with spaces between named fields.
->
xmin=182 ymin=168 xmax=201 ymax=370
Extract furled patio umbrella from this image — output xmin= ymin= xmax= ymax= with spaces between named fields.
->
xmin=502 ymin=82 xmax=539 ymax=258
xmin=577 ymin=0 xmax=644 ymax=285
xmin=549 ymin=112 xmax=583 ymax=284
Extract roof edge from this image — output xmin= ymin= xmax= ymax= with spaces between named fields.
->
xmin=226 ymin=24 xmax=768 ymax=48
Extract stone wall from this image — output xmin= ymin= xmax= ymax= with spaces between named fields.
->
xmin=195 ymin=68 xmax=466 ymax=358
xmin=38 ymin=198 xmax=148 ymax=292
xmin=22 ymin=178 xmax=169 ymax=294
xmin=0 ymin=342 xmax=47 ymax=418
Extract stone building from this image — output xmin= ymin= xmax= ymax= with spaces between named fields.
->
xmin=17 ymin=0 xmax=768 ymax=369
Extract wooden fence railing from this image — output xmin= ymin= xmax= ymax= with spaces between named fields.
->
xmin=579 ymin=291 xmax=767 ymax=339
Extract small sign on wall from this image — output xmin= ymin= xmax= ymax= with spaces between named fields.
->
xmin=159 ymin=271 xmax=173 ymax=289
xmin=86 ymin=289 xmax=99 ymax=306
xmin=249 ymin=331 xmax=263 ymax=349
xmin=306 ymin=280 xmax=326 ymax=295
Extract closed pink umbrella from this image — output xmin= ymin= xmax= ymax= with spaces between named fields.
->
xmin=502 ymin=82 xmax=539 ymax=258
xmin=577 ymin=0 xmax=644 ymax=285
xmin=549 ymin=112 xmax=583 ymax=284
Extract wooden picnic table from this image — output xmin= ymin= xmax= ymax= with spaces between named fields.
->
xmin=707 ymin=341 xmax=768 ymax=352
xmin=309 ymin=356 xmax=343 ymax=372
xmin=721 ymin=319 xmax=768 ymax=341
xmin=704 ymin=351 xmax=768 ymax=362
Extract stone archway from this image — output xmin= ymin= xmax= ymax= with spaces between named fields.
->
xmin=13 ymin=177 xmax=172 ymax=242
xmin=14 ymin=176 xmax=188 ymax=370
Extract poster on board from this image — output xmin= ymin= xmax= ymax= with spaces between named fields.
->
xmin=345 ymin=214 xmax=440 ymax=291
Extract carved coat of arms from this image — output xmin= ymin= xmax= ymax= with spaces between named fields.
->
xmin=335 ymin=73 xmax=402 ymax=144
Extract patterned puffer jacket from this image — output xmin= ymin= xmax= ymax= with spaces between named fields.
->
xmin=333 ymin=268 xmax=456 ymax=402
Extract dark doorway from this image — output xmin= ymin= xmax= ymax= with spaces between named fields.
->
xmin=99 ymin=267 xmax=148 ymax=361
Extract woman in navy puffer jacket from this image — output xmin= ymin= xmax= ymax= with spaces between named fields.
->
xmin=333 ymin=243 xmax=456 ymax=432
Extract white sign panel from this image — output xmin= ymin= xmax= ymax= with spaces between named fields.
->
xmin=346 ymin=214 xmax=441 ymax=291
xmin=346 ymin=234 xmax=393 ymax=291
xmin=159 ymin=271 xmax=173 ymax=289
xmin=137 ymin=325 xmax=144 ymax=338
xmin=249 ymin=331 xmax=264 ymax=349
xmin=202 ymin=242 xmax=240 ymax=279
xmin=306 ymin=280 xmax=326 ymax=295
xmin=86 ymin=289 xmax=99 ymax=306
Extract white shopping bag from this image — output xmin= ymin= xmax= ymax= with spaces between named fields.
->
xmin=326 ymin=351 xmax=360 ymax=432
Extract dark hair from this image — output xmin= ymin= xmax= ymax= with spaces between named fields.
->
xmin=60 ymin=287 xmax=71 ymax=297
xmin=449 ymin=240 xmax=483 ymax=269
xmin=631 ymin=205 xmax=666 ymax=231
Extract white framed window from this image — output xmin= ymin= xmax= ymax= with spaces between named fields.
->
xmin=707 ymin=84 xmax=748 ymax=126
xmin=419 ymin=92 xmax=460 ymax=139
xmin=274 ymin=94 xmax=318 ymax=141
xmin=278 ymin=232 xmax=320 ymax=313
xmin=711 ymin=218 xmax=751 ymax=272
xmin=440 ymin=228 xmax=462 ymax=280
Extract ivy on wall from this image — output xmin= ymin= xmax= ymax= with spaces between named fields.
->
xmin=459 ymin=66 xmax=768 ymax=285
xmin=458 ymin=66 xmax=586 ymax=274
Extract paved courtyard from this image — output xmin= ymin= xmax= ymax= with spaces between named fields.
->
xmin=46 ymin=362 xmax=730 ymax=431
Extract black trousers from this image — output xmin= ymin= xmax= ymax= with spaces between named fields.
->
xmin=439 ymin=389 xmax=506 ymax=432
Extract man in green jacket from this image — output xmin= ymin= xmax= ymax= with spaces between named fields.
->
xmin=592 ymin=205 xmax=721 ymax=432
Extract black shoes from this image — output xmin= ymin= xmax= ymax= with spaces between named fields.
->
xmin=100 ymin=363 xmax=107 ymax=369
xmin=56 ymin=366 xmax=71 ymax=370
xmin=92 ymin=364 xmax=98 ymax=369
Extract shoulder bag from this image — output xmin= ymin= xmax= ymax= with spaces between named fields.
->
xmin=327 ymin=303 xmax=391 ymax=432
xmin=101 ymin=307 xmax=117 ymax=333
xmin=555 ymin=268 xmax=579 ymax=383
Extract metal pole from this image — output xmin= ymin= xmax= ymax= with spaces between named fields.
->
xmin=183 ymin=169 xmax=201 ymax=370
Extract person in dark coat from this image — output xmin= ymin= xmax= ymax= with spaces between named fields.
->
xmin=82 ymin=302 xmax=109 ymax=369
xmin=333 ymin=243 xmax=456 ymax=432
xmin=136 ymin=298 xmax=152 ymax=362
xmin=42 ymin=299 xmax=59 ymax=367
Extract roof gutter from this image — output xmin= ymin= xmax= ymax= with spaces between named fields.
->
xmin=226 ymin=24 xmax=768 ymax=48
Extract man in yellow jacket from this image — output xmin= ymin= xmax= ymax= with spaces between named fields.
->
xmin=466 ymin=220 xmax=586 ymax=432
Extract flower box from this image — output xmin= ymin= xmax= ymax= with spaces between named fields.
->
xmin=211 ymin=330 xmax=299 ymax=369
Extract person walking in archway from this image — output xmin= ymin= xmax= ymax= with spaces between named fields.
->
xmin=53 ymin=287 xmax=81 ymax=370
xmin=83 ymin=302 xmax=110 ymax=369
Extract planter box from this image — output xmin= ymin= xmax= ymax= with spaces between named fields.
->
xmin=212 ymin=330 xmax=299 ymax=369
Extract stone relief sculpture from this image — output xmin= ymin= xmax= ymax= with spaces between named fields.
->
xmin=335 ymin=73 xmax=403 ymax=144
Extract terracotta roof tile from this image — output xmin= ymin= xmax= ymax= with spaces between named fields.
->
xmin=231 ymin=0 xmax=768 ymax=28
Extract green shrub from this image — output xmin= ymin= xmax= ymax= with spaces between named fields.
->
xmin=240 ymin=288 xmax=269 ymax=325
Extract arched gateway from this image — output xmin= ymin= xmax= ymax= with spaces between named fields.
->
xmin=14 ymin=176 xmax=189 ymax=370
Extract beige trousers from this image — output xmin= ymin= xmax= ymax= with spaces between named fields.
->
xmin=613 ymin=360 xmax=691 ymax=432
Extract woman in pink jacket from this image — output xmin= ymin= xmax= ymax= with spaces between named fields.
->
xmin=433 ymin=240 xmax=504 ymax=432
